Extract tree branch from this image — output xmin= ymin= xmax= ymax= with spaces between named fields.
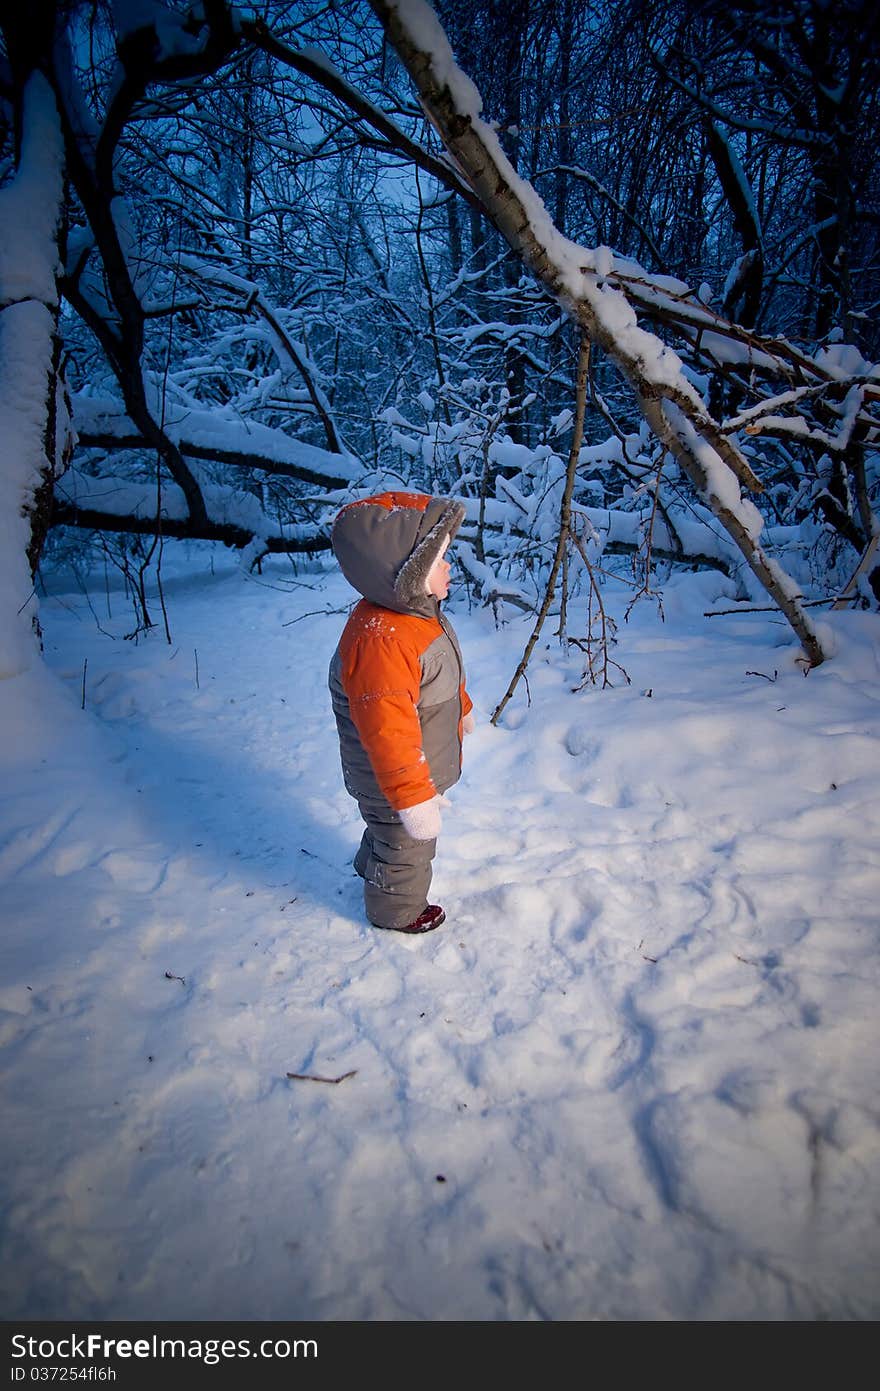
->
xmin=368 ymin=0 xmax=827 ymax=666
xmin=74 ymin=430 xmax=355 ymax=490
xmin=51 ymin=498 xmax=331 ymax=554
xmin=238 ymin=14 xmax=482 ymax=212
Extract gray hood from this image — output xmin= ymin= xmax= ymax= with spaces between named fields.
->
xmin=331 ymin=492 xmax=465 ymax=617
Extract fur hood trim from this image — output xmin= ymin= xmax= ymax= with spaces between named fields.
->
xmin=331 ymin=491 xmax=465 ymax=616
xmin=393 ymin=497 xmax=465 ymax=608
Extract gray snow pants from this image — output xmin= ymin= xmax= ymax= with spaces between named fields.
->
xmin=353 ymin=793 xmax=436 ymax=929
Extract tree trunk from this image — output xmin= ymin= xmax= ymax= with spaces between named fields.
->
xmin=0 ymin=69 xmax=66 ymax=676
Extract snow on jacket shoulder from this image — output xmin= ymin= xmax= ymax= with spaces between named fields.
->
xmin=328 ymin=492 xmax=472 ymax=811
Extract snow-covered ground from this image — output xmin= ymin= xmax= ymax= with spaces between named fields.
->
xmin=1 ymin=549 xmax=878 ymax=1320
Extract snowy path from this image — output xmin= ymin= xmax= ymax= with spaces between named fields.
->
xmin=1 ymin=557 xmax=878 ymax=1319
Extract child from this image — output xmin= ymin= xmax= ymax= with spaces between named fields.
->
xmin=328 ymin=491 xmax=474 ymax=934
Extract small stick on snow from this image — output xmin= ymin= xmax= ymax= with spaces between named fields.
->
xmin=164 ymin=970 xmax=186 ymax=986
xmin=286 ymin=1070 xmax=358 ymax=1085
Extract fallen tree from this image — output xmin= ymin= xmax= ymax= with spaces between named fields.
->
xmin=368 ymin=0 xmax=833 ymax=666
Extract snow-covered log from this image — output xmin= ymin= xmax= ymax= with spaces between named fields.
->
xmin=71 ymin=392 xmax=361 ymax=490
xmin=53 ymin=466 xmax=332 ymax=558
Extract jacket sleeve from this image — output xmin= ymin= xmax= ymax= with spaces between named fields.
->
xmin=341 ymin=633 xmax=436 ymax=810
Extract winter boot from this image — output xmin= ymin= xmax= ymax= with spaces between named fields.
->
xmin=377 ymin=904 xmax=446 ymax=935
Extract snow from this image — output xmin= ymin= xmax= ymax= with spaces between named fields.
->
xmin=391 ymin=0 xmax=485 ymax=121
xmin=814 ymin=342 xmax=879 ymax=382
xmin=592 ymin=244 xmax=614 ymax=280
xmin=0 ymin=302 xmax=55 ymax=679
xmin=55 ymin=466 xmax=323 ymax=546
xmin=692 ymin=329 xmax=781 ymax=374
xmin=0 ymin=76 xmax=63 ymax=307
xmin=452 ymin=317 xmax=553 ymax=346
xmin=550 ymin=409 xmax=573 ymax=435
xmin=1 ymin=548 xmax=879 ymax=1320
xmin=455 ymin=540 xmax=531 ymax=607
xmin=71 ymin=391 xmax=361 ymax=486
xmin=664 ymin=402 xmax=765 ymax=541
xmin=488 ymin=438 xmax=538 ymax=473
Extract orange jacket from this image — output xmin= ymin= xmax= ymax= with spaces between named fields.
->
xmin=328 ymin=492 xmax=472 ymax=810
xmin=334 ymin=600 xmax=472 ymax=809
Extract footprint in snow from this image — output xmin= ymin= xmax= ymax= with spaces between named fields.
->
xmin=0 ymin=809 xmax=76 ymax=879
xmin=51 ymin=842 xmax=98 ymax=877
xmin=99 ymin=849 xmax=169 ymax=894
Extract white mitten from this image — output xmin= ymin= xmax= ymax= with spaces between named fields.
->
xmin=463 ymin=712 xmax=476 ymax=735
xmin=398 ymin=795 xmax=442 ymax=841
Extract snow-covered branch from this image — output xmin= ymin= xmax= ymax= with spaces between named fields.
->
xmin=367 ymin=0 xmax=828 ymax=666
xmin=72 ymin=390 xmax=361 ymax=490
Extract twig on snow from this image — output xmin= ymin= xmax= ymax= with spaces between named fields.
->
xmin=286 ymin=1069 xmax=358 ymax=1085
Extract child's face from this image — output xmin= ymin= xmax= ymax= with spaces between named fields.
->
xmin=426 ymin=536 xmax=451 ymax=600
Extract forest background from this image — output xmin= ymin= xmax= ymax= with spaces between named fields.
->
xmin=1 ymin=0 xmax=879 ymax=673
